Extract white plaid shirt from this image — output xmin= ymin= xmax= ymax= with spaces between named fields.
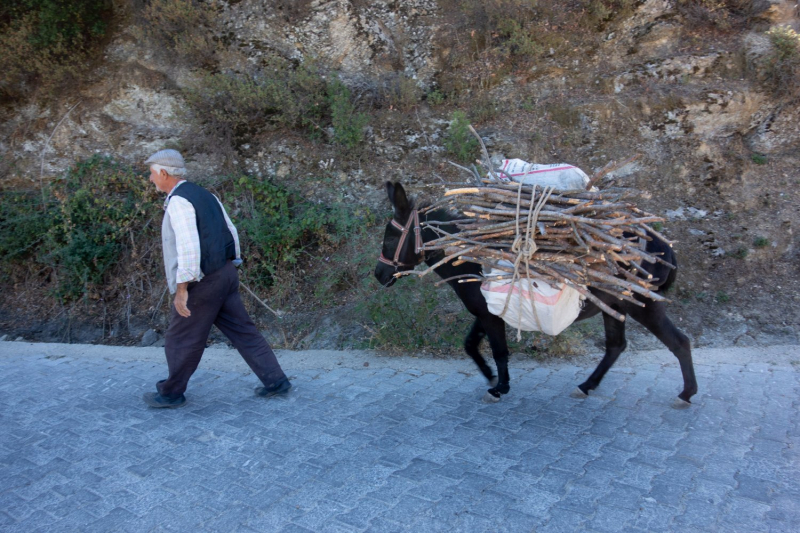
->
xmin=164 ymin=181 xmax=240 ymax=284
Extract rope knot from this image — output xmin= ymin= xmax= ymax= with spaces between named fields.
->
xmin=511 ymin=235 xmax=537 ymax=260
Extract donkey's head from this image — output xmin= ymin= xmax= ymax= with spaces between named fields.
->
xmin=374 ymin=181 xmax=425 ymax=287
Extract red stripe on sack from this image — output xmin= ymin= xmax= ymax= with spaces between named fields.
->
xmin=505 ymin=166 xmax=576 ymax=177
xmin=480 ymin=282 xmax=565 ymax=305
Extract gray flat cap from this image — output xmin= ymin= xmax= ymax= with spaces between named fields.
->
xmin=144 ymin=149 xmax=185 ymax=169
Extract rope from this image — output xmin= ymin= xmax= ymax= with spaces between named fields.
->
xmin=500 ymin=181 xmax=554 ymax=341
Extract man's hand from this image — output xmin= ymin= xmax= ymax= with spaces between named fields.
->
xmin=174 ymin=283 xmax=191 ymax=318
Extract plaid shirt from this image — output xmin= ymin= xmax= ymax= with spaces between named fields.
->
xmin=165 ymin=181 xmax=240 ymax=284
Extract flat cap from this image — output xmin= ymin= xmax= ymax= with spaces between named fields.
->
xmin=144 ymin=149 xmax=185 ymax=169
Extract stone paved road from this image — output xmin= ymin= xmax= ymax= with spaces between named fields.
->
xmin=1 ymin=341 xmax=798 ymax=532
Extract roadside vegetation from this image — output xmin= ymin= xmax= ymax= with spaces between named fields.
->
xmin=0 ymin=0 xmax=793 ymax=352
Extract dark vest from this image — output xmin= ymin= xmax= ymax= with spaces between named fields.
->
xmin=170 ymin=182 xmax=236 ymax=276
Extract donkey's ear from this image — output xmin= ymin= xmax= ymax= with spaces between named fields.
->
xmin=386 ymin=181 xmax=410 ymax=213
xmin=394 ymin=182 xmax=410 ymax=213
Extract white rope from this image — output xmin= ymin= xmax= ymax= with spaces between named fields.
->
xmin=500 ymin=181 xmax=554 ymax=341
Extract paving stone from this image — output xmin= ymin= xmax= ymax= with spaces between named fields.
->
xmin=674 ymin=498 xmax=721 ymax=529
xmin=647 ymin=479 xmax=688 ymax=508
xmin=289 ymin=499 xmax=348 ymax=531
xmin=734 ymin=473 xmax=778 ymax=503
xmin=575 ymin=466 xmax=617 ymax=490
xmin=539 ymin=507 xmax=588 ymax=533
xmin=535 ymin=467 xmax=577 ymax=496
xmin=721 ymin=496 xmax=772 ymax=530
xmin=632 ymin=500 xmax=678 ymax=532
xmin=585 ymin=503 xmax=637 ymax=532
xmin=551 ymin=452 xmax=594 ymax=474
xmin=0 ymin=348 xmax=797 ymax=532
xmin=508 ymin=487 xmax=562 ymax=518
xmin=334 ymin=497 xmax=391 ymax=529
xmin=597 ymin=481 xmax=647 ymax=511
xmin=554 ymin=484 xmax=603 ymax=515
xmin=363 ymin=516 xmax=407 ymax=533
xmin=380 ymin=494 xmax=433 ymax=524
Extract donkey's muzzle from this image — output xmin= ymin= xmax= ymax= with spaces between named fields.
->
xmin=374 ymin=263 xmax=397 ymax=287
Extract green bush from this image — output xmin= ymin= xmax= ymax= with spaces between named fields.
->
xmin=231 ymin=175 xmax=368 ymax=289
xmin=753 ymin=236 xmax=770 ymax=248
xmin=0 ymin=191 xmax=59 ymax=262
xmin=327 ymin=76 xmax=369 ymax=150
xmin=426 ymin=89 xmax=445 ymax=106
xmin=0 ymin=156 xmax=160 ymax=299
xmin=496 ymin=17 xmax=542 ymax=59
xmin=729 ymin=246 xmax=749 ymax=259
xmin=443 ymin=111 xmax=479 ymax=164
xmin=0 ymin=0 xmax=111 ymax=100
xmin=44 ymin=156 xmax=160 ymax=299
xmin=358 ymin=275 xmax=471 ymax=351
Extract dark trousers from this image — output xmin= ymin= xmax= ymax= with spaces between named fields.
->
xmin=157 ymin=261 xmax=286 ymax=399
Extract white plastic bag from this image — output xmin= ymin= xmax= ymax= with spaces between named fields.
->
xmin=497 ymin=159 xmax=589 ymax=191
xmin=480 ymin=269 xmax=584 ymax=336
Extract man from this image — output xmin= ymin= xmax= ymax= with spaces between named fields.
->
xmin=143 ymin=149 xmax=291 ymax=408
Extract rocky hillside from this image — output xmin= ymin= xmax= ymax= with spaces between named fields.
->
xmin=1 ymin=0 xmax=798 ymax=353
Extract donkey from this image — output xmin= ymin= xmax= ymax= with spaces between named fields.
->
xmin=374 ymin=182 xmax=698 ymax=407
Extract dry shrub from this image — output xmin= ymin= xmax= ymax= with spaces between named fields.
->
xmin=761 ymin=25 xmax=800 ymax=98
xmin=140 ymin=0 xmax=218 ymax=66
xmin=181 ymin=59 xmax=326 ymax=162
xmin=378 ymin=74 xmax=423 ymax=111
xmin=272 ymin=0 xmax=315 ymax=24
xmin=0 ymin=0 xmax=112 ymax=102
xmin=676 ymin=0 xmax=762 ymax=31
xmin=435 ymin=0 xmax=635 ymax=99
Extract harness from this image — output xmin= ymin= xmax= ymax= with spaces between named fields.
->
xmin=378 ymin=209 xmax=424 ymax=269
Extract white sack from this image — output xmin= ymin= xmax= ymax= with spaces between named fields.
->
xmin=480 ymin=269 xmax=584 ymax=336
xmin=498 ymin=159 xmax=589 ymax=191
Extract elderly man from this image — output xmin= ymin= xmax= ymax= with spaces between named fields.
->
xmin=143 ymin=149 xmax=291 ymax=408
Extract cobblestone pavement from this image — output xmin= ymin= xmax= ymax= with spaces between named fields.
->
xmin=1 ymin=342 xmax=799 ymax=532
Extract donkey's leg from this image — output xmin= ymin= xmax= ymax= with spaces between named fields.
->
xmin=464 ymin=318 xmax=496 ymax=384
xmin=629 ymin=303 xmax=697 ymax=407
xmin=483 ymin=314 xmax=511 ymax=402
xmin=573 ymin=311 xmax=627 ymax=398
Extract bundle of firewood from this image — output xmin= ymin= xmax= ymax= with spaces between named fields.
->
xmin=412 ymin=178 xmax=674 ymax=321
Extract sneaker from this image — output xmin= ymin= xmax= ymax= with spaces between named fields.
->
xmin=255 ymin=377 xmax=292 ymax=398
xmin=143 ymin=392 xmax=187 ymax=408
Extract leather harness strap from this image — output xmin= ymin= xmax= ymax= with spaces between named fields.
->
xmin=378 ymin=209 xmax=423 ymax=269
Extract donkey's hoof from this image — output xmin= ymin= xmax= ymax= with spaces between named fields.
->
xmin=482 ymin=391 xmax=501 ymax=403
xmin=570 ymin=387 xmax=588 ymax=399
xmin=489 ymin=377 xmax=499 ymax=387
xmin=672 ymin=397 xmax=691 ymax=410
